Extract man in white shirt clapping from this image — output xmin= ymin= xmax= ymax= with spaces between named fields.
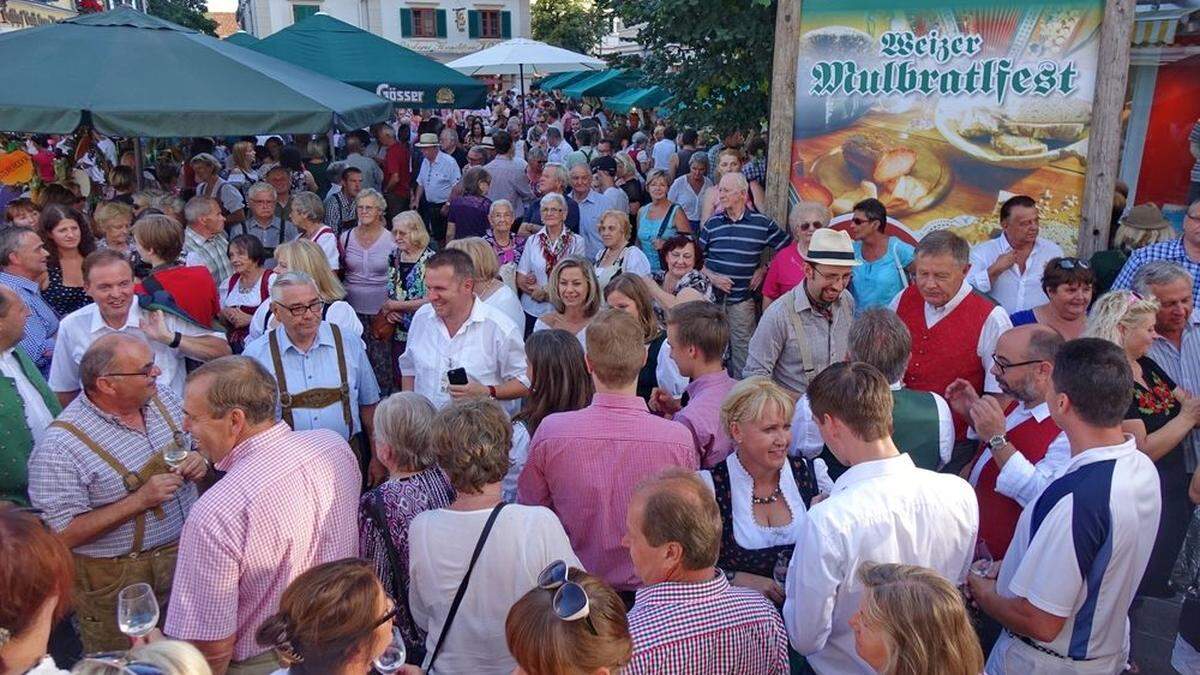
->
xmin=784 ymin=362 xmax=978 ymax=675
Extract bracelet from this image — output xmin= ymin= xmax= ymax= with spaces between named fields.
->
xmin=168 ymin=331 xmax=182 ymax=349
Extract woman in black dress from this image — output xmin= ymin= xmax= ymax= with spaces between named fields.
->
xmin=699 ymin=377 xmax=818 ymax=606
xmin=602 ymin=273 xmax=671 ymax=403
xmin=38 ymin=204 xmax=95 ymax=317
xmin=1088 ymin=290 xmax=1200 ymax=598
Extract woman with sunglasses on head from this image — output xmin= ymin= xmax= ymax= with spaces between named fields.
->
xmin=846 ymin=198 xmax=915 ymax=312
xmin=1008 ymin=257 xmax=1094 ymax=339
xmin=505 ymin=563 xmax=632 ymax=675
xmin=255 ymin=558 xmax=418 ymax=675
xmin=761 ymin=201 xmax=830 ymax=311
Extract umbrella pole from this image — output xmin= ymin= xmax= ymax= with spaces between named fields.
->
xmin=133 ymin=137 xmax=144 ymax=190
xmin=519 ymin=63 xmax=526 ymax=136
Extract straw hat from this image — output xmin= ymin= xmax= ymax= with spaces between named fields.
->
xmin=1121 ymin=203 xmax=1171 ymax=231
xmin=415 ymin=133 xmax=439 ymax=148
xmin=803 ymin=229 xmax=861 ymax=267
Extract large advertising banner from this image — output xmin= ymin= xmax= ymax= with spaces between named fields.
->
xmin=789 ymin=0 xmax=1105 ymax=252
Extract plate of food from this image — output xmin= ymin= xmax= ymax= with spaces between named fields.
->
xmin=934 ymin=97 xmax=1090 ymax=169
xmin=796 ymin=133 xmax=952 ymax=217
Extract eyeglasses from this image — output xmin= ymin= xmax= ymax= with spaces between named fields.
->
xmin=80 ymin=653 xmax=166 ymax=675
xmin=102 ymin=363 xmax=157 ymax=379
xmin=809 ymin=266 xmax=853 ymax=285
xmin=850 ymin=217 xmax=876 ymax=226
xmin=541 ymin=207 xmax=565 ymax=213
xmin=992 ymin=354 xmax=1044 ymax=374
xmin=797 ymin=221 xmax=824 ymax=232
xmin=370 ymin=601 xmax=398 ymax=630
xmin=538 ymin=559 xmax=596 ymax=634
xmin=273 ymin=300 xmax=325 ymax=317
xmin=1053 ymin=258 xmax=1090 ymax=270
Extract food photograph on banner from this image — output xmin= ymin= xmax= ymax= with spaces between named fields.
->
xmin=790 ymin=0 xmax=1104 ymax=253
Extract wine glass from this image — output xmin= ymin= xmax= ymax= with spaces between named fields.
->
xmin=372 ymin=626 xmax=406 ymax=674
xmin=117 ymin=583 xmax=159 ymax=638
xmin=773 ymin=549 xmax=793 ymax=586
xmin=163 ymin=432 xmax=190 ymax=470
xmin=970 ymin=539 xmax=994 ymax=578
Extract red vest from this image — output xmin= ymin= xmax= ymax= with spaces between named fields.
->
xmin=972 ymin=402 xmax=1063 ymax=557
xmin=897 ymin=285 xmax=995 ymax=438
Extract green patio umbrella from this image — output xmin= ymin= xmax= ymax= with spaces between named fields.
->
xmin=224 ymin=30 xmax=260 ymax=47
xmin=0 ymin=7 xmax=392 ymax=136
xmin=247 ymin=13 xmax=486 ymax=109
xmin=562 ymin=69 xmax=637 ymax=100
xmin=603 ymin=86 xmax=672 ymax=113
xmin=536 ymin=70 xmax=590 ymax=91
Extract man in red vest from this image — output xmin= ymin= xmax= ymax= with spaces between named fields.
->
xmin=891 ymin=230 xmax=1012 ymax=443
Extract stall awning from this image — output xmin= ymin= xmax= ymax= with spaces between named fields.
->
xmin=603 ymin=86 xmax=671 ymax=113
xmin=536 ymin=70 xmax=591 ymax=91
xmin=1132 ymin=4 xmax=1195 ymax=46
xmin=562 ymin=69 xmax=638 ymax=100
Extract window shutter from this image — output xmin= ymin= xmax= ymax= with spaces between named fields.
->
xmin=291 ymin=4 xmax=317 ymax=23
xmin=436 ymin=9 xmax=447 ymax=37
xmin=500 ymin=10 xmax=511 ymax=38
xmin=467 ymin=9 xmax=479 ymax=38
xmin=400 ymin=7 xmax=412 ymax=37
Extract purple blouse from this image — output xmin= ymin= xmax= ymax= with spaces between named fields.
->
xmin=448 ymin=194 xmax=493 ymax=240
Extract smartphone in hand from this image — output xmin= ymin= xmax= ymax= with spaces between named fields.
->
xmin=447 ymin=367 xmax=469 ymax=386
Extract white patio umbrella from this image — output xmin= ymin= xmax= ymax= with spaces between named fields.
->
xmin=446 ymin=38 xmax=606 ymax=126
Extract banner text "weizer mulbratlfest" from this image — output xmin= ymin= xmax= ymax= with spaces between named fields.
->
xmin=808 ymin=29 xmax=1081 ymax=105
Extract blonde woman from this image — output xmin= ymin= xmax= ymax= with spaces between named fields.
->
xmin=72 ymin=640 xmax=212 ymax=675
xmin=225 ymin=140 xmax=259 ymax=191
xmin=1086 ymin=289 xmax=1200 ymax=598
xmin=635 ymin=169 xmax=690 ymax=273
xmin=699 ymin=377 xmax=818 ymax=605
xmin=593 ymin=209 xmax=651 ymax=290
xmin=850 ymin=561 xmax=984 ymax=675
xmin=533 ymin=256 xmax=601 ymax=348
xmin=247 ymin=238 xmax=363 ymax=343
xmin=446 ymin=236 xmax=524 ymax=330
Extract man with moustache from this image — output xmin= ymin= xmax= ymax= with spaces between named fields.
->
xmin=745 ymin=228 xmax=857 ymax=399
xmin=968 ymin=195 xmax=1064 ymax=314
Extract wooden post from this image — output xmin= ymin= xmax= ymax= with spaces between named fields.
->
xmin=1078 ymin=0 xmax=1136 ymax=257
xmin=765 ymin=0 xmax=802 ymax=227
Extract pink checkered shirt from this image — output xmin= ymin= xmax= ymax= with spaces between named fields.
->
xmin=165 ymin=423 xmax=361 ymax=661
xmin=517 ymin=393 xmax=698 ymax=591
xmin=625 ymin=572 xmax=790 ymax=675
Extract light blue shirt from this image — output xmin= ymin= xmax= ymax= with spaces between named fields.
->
xmin=243 ymin=322 xmax=380 ymax=438
xmin=0 ymin=270 xmax=58 ymax=375
xmin=572 ymin=189 xmax=611 ymax=259
xmin=850 ymin=238 xmax=915 ymax=311
xmin=1167 ymin=322 xmax=1200 ymax=472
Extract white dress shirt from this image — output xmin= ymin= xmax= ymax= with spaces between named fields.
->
xmin=968 ymin=234 xmax=1064 ymax=314
xmin=966 ymin=401 xmax=1071 ymax=507
xmin=547 ymin=139 xmax=574 ymax=164
xmin=784 ymin=454 xmax=978 ymax=675
xmin=502 ymin=420 xmax=532 ymax=503
xmin=481 ymin=284 xmax=525 ymax=335
xmin=656 ymin=339 xmax=689 ymax=398
xmin=1 ymin=347 xmax=54 ymax=444
xmin=889 ymin=281 xmax=1013 ymax=393
xmin=48 ymin=303 xmax=223 ymax=396
xmin=790 ymin=382 xmax=954 ymax=468
xmin=416 ymin=151 xmax=462 ymax=204
xmin=668 ymin=174 xmax=712 ymax=222
xmin=698 ymin=452 xmax=808 ymax=549
xmin=398 ymin=300 xmax=529 ymax=414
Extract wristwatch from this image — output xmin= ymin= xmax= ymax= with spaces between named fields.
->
xmin=168 ymin=331 xmax=182 ymax=349
xmin=987 ymin=434 xmax=1009 ymax=453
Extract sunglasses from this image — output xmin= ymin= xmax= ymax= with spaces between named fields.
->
xmin=538 ymin=560 xmax=596 ymax=634
xmin=797 ymin=221 xmax=824 ymax=232
xmin=80 ymin=653 xmax=166 ymax=675
xmin=1053 ymin=258 xmax=1090 ymax=270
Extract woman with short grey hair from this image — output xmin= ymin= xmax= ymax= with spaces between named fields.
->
xmin=358 ymin=392 xmax=455 ymax=658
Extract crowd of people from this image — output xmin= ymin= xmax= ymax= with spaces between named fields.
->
xmin=1 ymin=92 xmax=1199 ymax=675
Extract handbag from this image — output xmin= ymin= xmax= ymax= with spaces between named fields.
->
xmin=370 ymin=307 xmax=397 ymax=342
xmin=425 ymin=502 xmax=507 ymax=673
xmin=1171 ymin=505 xmax=1200 ymax=599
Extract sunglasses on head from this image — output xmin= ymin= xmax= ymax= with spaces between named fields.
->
xmin=1053 ymin=258 xmax=1090 ymax=270
xmin=80 ymin=653 xmax=166 ymax=675
xmin=537 ymin=560 xmax=596 ymax=634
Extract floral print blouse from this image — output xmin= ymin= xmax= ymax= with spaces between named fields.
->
xmin=386 ymin=247 xmax=434 ymax=342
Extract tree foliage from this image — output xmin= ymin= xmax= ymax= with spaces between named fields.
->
xmin=532 ymin=0 xmax=606 ymax=55
xmin=147 ymin=0 xmax=217 ymax=35
xmin=601 ymin=0 xmax=776 ymax=134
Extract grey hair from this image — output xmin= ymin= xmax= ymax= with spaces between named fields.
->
xmin=270 ymin=271 xmax=319 ymax=303
xmin=527 ymin=126 xmax=544 ymax=144
xmin=489 ymin=198 xmax=514 ymax=215
xmin=719 ymin=171 xmax=749 ymax=193
xmin=0 ymin=226 xmax=36 ymax=268
xmin=355 ymin=187 xmax=387 ymax=212
xmin=373 ymin=392 xmax=439 ymax=471
xmin=689 ymin=153 xmax=710 ymax=169
xmin=914 ymin=230 xmax=970 ymax=267
xmin=540 ymin=192 xmax=567 ymax=211
xmin=183 ymin=195 xmax=219 ymax=225
xmin=847 ymin=309 xmax=912 ymax=384
xmin=789 ymin=201 xmax=833 ymax=233
xmin=289 ymin=191 xmax=325 ymax=224
xmin=80 ymin=333 xmax=147 ymax=393
xmin=526 ymin=146 xmax=548 ymax=163
xmin=246 ymin=181 xmax=277 ymax=202
xmin=541 ymin=162 xmax=568 ymax=191
xmin=1132 ymin=260 xmax=1194 ymax=298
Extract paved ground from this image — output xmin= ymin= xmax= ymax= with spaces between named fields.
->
xmin=1132 ymin=595 xmax=1183 ymax=674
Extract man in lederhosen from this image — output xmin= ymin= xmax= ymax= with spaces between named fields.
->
xmin=242 ymin=271 xmax=382 ymax=482
xmin=27 ymin=333 xmax=209 ymax=652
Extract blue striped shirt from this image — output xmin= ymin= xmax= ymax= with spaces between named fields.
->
xmin=697 ymin=210 xmax=790 ymax=302
xmin=1111 ymin=239 xmax=1200 ymax=309
xmin=0 ymin=271 xmax=57 ymax=376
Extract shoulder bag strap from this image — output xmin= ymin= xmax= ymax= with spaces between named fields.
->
xmin=268 ymin=330 xmax=295 ymax=428
xmin=427 ymin=502 xmax=508 ymax=671
xmin=655 ymin=204 xmax=679 ymax=240
xmin=891 ymin=239 xmax=908 ymax=289
xmin=367 ymin=493 xmax=405 ymax=600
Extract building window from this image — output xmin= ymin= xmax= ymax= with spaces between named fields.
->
xmin=411 ymin=7 xmax=436 ymax=37
xmin=479 ymin=9 xmax=501 ymax=38
xmin=292 ymin=3 xmax=319 ymax=22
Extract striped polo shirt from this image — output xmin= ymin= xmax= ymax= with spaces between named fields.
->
xmin=988 ymin=437 xmax=1160 ymax=669
xmin=697 ymin=209 xmax=790 ymax=302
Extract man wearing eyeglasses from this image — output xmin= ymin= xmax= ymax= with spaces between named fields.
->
xmin=28 ymin=332 xmax=206 ymax=652
xmin=1114 ymin=199 xmax=1200 ymax=308
xmin=242 ymin=272 xmax=381 ymax=478
xmin=745 ymin=228 xmax=857 ymax=399
xmin=967 ymin=194 xmax=1064 ymax=315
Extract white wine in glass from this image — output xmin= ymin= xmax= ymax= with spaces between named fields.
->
xmin=372 ymin=627 xmax=406 ymax=674
xmin=117 ymin=583 xmax=159 ymax=638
